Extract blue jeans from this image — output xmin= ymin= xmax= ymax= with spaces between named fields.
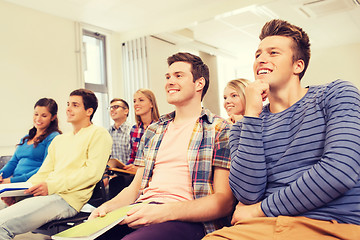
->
xmin=0 ymin=194 xmax=77 ymax=239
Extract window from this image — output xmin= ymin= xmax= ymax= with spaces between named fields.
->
xmin=82 ymin=30 xmax=110 ymax=127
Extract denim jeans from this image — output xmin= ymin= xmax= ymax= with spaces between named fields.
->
xmin=0 ymin=194 xmax=77 ymax=239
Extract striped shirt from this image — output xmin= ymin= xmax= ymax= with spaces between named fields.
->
xmin=229 ymin=80 xmax=360 ymax=225
xmin=134 ymin=108 xmax=231 ymax=233
xmin=108 ymin=123 xmax=131 ymax=164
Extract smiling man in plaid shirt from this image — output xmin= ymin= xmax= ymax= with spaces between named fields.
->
xmin=90 ymin=52 xmax=235 ymax=240
xmin=108 ymin=98 xmax=131 ymax=164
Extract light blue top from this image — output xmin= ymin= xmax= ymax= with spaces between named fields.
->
xmin=229 ymin=80 xmax=360 ymax=225
xmin=0 ymin=131 xmax=59 ymax=182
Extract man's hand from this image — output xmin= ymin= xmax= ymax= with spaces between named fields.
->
xmin=244 ymin=80 xmax=269 ymax=118
xmin=88 ymin=204 xmax=109 ymax=220
xmin=1 ymin=197 xmax=16 ymax=206
xmin=122 ymin=203 xmax=173 ymax=229
xmin=231 ymin=202 xmax=265 ymax=225
xmin=25 ymin=182 xmax=48 ymax=196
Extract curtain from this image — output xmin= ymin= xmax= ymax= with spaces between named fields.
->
xmin=122 ymin=36 xmax=149 ymax=124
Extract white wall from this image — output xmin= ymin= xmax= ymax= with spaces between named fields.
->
xmin=107 ymin=32 xmax=125 ymax=102
xmin=303 ymin=42 xmax=360 ymax=89
xmin=1 ymin=1 xmax=360 ymax=156
xmin=200 ymin=52 xmax=221 ymax=115
xmin=0 ymin=1 xmax=79 ymax=155
xmin=147 ymin=36 xmax=179 ymax=115
xmin=0 ymin=2 xmax=122 ymax=155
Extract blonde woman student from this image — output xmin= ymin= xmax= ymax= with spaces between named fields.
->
xmin=223 ymin=78 xmax=249 ymax=124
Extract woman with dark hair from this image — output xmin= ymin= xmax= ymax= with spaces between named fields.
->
xmin=0 ymin=98 xmax=61 ymax=184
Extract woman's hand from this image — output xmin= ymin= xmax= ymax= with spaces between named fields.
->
xmin=0 ymin=178 xmax=11 ymax=184
xmin=123 ymin=164 xmax=137 ymax=173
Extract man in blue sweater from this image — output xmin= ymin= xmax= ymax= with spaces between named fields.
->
xmin=204 ymin=19 xmax=360 ymax=239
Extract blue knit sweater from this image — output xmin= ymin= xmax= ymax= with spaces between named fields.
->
xmin=229 ymin=80 xmax=360 ymax=225
xmin=0 ymin=131 xmax=59 ymax=182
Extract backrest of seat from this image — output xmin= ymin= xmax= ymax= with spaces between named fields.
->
xmin=88 ymin=180 xmax=107 ymax=208
xmin=0 ymin=156 xmax=12 ymax=169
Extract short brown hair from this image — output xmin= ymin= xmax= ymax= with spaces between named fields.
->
xmin=167 ymin=52 xmax=209 ymax=100
xmin=110 ymin=98 xmax=129 ymax=116
xmin=70 ymin=89 xmax=98 ymax=121
xmin=260 ymin=19 xmax=311 ymax=80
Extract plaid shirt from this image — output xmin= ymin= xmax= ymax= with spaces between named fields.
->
xmin=129 ymin=122 xmax=147 ymax=164
xmin=108 ymin=123 xmax=131 ymax=164
xmin=134 ymin=108 xmax=231 ymax=233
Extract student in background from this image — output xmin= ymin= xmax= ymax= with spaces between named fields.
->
xmin=223 ymin=78 xmax=249 ymax=124
xmin=0 ymin=89 xmax=112 ymax=239
xmin=107 ymin=98 xmax=132 ymax=199
xmin=90 ymin=52 xmax=234 ymax=240
xmin=204 ymin=19 xmax=360 ymax=240
xmin=108 ymin=98 xmax=131 ymax=164
xmin=108 ymin=89 xmax=160 ymax=199
xmin=128 ymin=89 xmax=160 ymax=170
xmin=0 ymin=98 xmax=61 ymax=185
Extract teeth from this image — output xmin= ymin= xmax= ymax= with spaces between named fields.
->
xmin=168 ymin=90 xmax=178 ymax=93
xmin=258 ymin=69 xmax=271 ymax=75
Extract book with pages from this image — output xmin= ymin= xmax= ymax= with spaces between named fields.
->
xmin=0 ymin=182 xmax=32 ymax=197
xmin=52 ymin=203 xmax=143 ymax=240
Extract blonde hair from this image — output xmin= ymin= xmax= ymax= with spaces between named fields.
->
xmin=225 ymin=78 xmax=250 ymax=103
xmin=134 ymin=88 xmax=160 ymax=125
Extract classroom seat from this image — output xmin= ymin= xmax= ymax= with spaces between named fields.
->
xmin=105 ymin=164 xmax=135 ymax=200
xmin=33 ymin=180 xmax=108 ymax=236
xmin=0 ymin=155 xmax=12 ymax=169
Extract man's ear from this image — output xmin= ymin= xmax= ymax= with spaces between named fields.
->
xmin=294 ymin=59 xmax=305 ymax=75
xmin=86 ymin=108 xmax=94 ymax=118
xmin=195 ymin=77 xmax=205 ymax=92
xmin=124 ymin=108 xmax=129 ymax=116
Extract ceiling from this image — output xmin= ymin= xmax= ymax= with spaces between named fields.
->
xmin=4 ymin=0 xmax=360 ymax=58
